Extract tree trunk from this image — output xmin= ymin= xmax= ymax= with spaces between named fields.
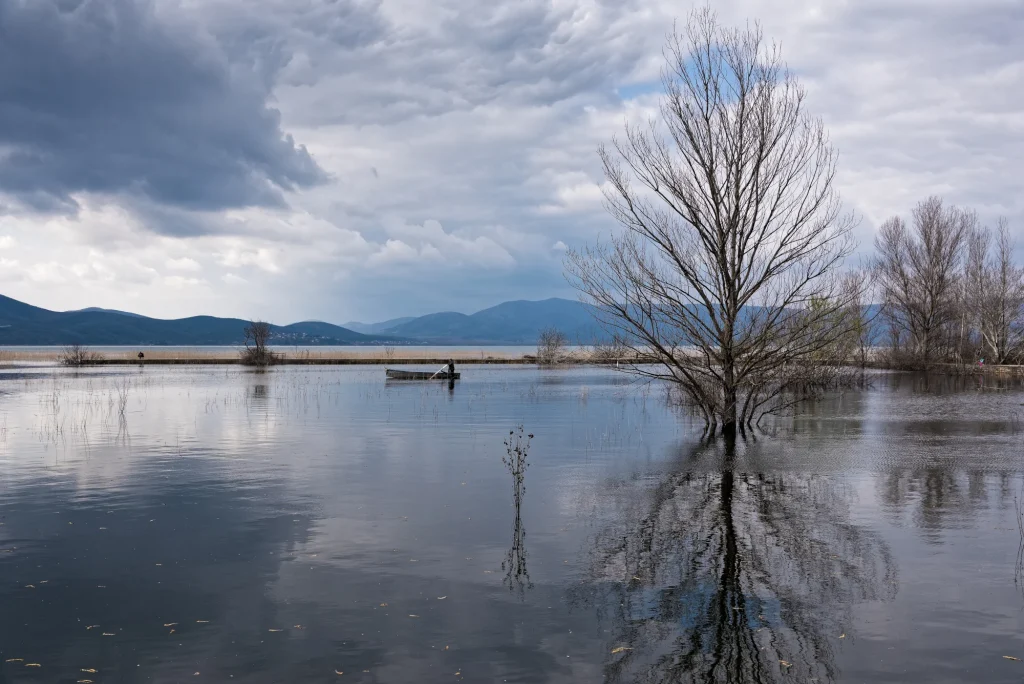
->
xmin=722 ymin=365 xmax=738 ymax=435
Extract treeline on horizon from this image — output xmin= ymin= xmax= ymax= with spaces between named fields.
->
xmin=868 ymin=195 xmax=1023 ymax=368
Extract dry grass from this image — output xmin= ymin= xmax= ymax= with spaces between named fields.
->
xmin=0 ymin=346 xmax=647 ymax=365
xmin=0 ymin=348 xmax=538 ymax=364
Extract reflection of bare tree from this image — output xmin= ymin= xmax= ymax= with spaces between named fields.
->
xmin=574 ymin=437 xmax=897 ymax=683
xmin=503 ymin=427 xmax=533 ymax=595
xmin=877 ymin=469 xmax=1013 ymax=543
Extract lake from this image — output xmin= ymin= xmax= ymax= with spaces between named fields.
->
xmin=0 ymin=365 xmax=1022 ymax=683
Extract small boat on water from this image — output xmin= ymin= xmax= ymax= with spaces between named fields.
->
xmin=385 ymin=369 xmax=460 ymax=380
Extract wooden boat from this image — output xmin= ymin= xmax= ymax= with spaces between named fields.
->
xmin=385 ymin=368 xmax=460 ymax=380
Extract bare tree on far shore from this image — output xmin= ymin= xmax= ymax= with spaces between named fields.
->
xmin=59 ymin=343 xmax=103 ymax=367
xmin=966 ymin=218 xmax=1024 ymax=364
xmin=537 ymin=327 xmax=568 ymax=365
xmin=873 ymin=197 xmax=973 ymax=366
xmin=566 ymin=9 xmax=858 ymax=435
xmin=240 ymin=320 xmax=275 ymax=367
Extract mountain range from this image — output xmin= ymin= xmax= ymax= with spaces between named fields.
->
xmin=0 ymin=295 xmax=398 ymax=346
xmin=0 ymin=294 xmax=886 ymax=347
xmin=0 ymin=295 xmax=607 ymax=346
xmin=345 ymin=298 xmax=606 ymax=344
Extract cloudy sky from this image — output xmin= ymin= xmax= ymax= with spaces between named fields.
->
xmin=0 ymin=0 xmax=1021 ymax=324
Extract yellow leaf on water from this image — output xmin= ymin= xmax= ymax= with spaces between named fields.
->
xmin=1004 ymin=656 xmax=1020 ymax=661
xmin=610 ymin=647 xmax=633 ymax=654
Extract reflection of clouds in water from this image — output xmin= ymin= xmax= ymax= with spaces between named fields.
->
xmin=573 ymin=437 xmax=898 ymax=684
xmin=0 ymin=459 xmax=317 ymax=681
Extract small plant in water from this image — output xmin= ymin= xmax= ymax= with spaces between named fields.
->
xmin=502 ymin=426 xmax=533 ymax=594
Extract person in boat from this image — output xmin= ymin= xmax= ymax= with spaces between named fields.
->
xmin=447 ymin=358 xmax=455 ymax=378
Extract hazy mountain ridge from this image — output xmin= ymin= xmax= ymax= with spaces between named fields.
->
xmin=0 ymin=295 xmax=886 ymax=347
xmin=374 ymin=298 xmax=609 ymax=344
xmin=0 ymin=296 xmax=403 ymax=346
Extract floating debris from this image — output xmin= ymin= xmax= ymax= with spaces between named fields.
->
xmin=101 ymin=633 xmax=115 ymax=637
xmin=335 ymin=670 xmax=344 ymax=676
xmin=163 ymin=623 xmax=178 ymax=627
xmin=839 ymin=633 xmax=846 ymax=639
xmin=86 ymin=625 xmax=100 ymax=630
xmin=437 ymin=596 xmax=447 ymax=600
xmin=196 ymin=620 xmax=210 ymax=624
xmin=5 ymin=658 xmax=23 ymax=663
xmin=81 ymin=668 xmax=98 ymax=673
xmin=779 ymin=660 xmax=792 ymax=668
xmin=268 ymin=628 xmax=283 ymax=632
xmin=25 ymin=663 xmax=41 ymax=667
xmin=1004 ymin=656 xmax=1021 ymax=661
xmin=78 ymin=680 xmax=94 ymax=683
xmin=610 ymin=647 xmax=632 ymax=654
xmin=409 ymin=615 xmax=420 ymax=618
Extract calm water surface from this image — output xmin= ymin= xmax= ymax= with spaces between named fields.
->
xmin=0 ymin=366 xmax=1022 ymax=683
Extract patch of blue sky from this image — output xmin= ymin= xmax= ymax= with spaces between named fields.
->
xmin=616 ymin=81 xmax=662 ymax=101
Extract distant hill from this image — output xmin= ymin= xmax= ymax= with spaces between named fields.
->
xmin=376 ymin=298 xmax=609 ymax=344
xmin=0 ymin=295 xmax=407 ymax=346
xmin=76 ymin=307 xmax=146 ymax=318
xmin=0 ymin=294 xmax=887 ymax=347
xmin=342 ymin=316 xmax=418 ymax=335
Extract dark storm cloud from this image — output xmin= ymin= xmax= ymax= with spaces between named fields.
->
xmin=0 ymin=0 xmax=329 ymax=219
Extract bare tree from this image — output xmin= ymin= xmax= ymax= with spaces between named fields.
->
xmin=59 ymin=344 xmax=103 ymax=367
xmin=536 ymin=327 xmax=568 ymax=365
xmin=566 ymin=9 xmax=858 ymax=435
xmin=873 ymin=197 xmax=973 ymax=366
xmin=240 ymin=320 xmax=275 ymax=367
xmin=966 ymin=218 xmax=1024 ymax=363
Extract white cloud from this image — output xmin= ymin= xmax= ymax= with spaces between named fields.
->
xmin=166 ymin=257 xmax=201 ymax=272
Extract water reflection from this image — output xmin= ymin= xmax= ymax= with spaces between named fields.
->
xmin=502 ymin=427 xmax=532 ymax=594
xmin=878 ymin=469 xmax=1015 ymax=542
xmin=576 ymin=436 xmax=898 ymax=683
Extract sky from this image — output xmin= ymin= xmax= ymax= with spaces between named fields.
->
xmin=0 ymin=0 xmax=1021 ymax=324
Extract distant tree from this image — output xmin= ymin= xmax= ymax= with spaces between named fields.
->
xmin=537 ymin=327 xmax=568 ymax=365
xmin=567 ymin=8 xmax=859 ymax=435
xmin=59 ymin=344 xmax=102 ymax=367
xmin=240 ymin=320 xmax=275 ymax=367
xmin=873 ymin=197 xmax=973 ymax=366
xmin=965 ymin=218 xmax=1024 ymax=363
